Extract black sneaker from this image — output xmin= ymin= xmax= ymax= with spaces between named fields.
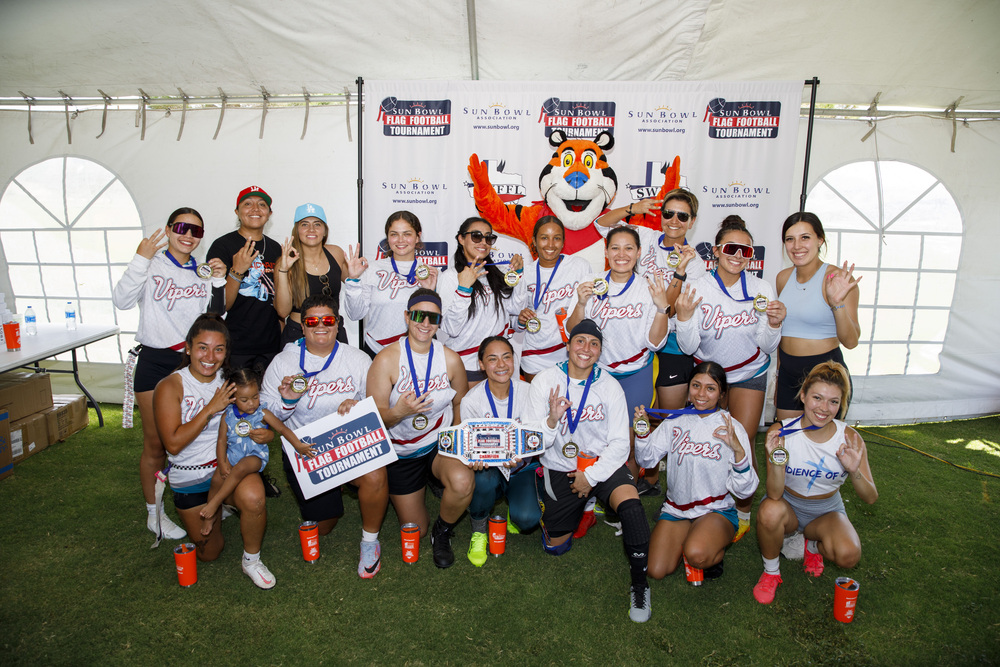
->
xmin=431 ymin=519 xmax=455 ymax=568
xmin=704 ymin=560 xmax=724 ymax=580
xmin=261 ymin=472 xmax=281 ymax=498
xmin=637 ymin=479 xmax=662 ymax=497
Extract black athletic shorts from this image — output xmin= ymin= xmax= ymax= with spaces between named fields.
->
xmin=655 ymin=351 xmax=695 ymax=387
xmin=535 ymin=464 xmax=635 ymax=538
xmin=386 ymin=448 xmax=440 ymax=496
xmin=173 ymin=490 xmax=209 ymax=510
xmin=134 ymin=346 xmax=183 ymax=393
xmin=282 ymin=449 xmax=345 ymax=522
xmin=776 ymin=347 xmax=849 ymax=411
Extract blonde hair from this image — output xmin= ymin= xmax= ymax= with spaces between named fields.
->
xmin=799 ymin=361 xmax=851 ymax=419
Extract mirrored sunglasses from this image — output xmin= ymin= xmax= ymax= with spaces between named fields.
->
xmin=408 ymin=310 xmax=442 ymax=325
xmin=464 ymin=230 xmax=498 ymax=245
xmin=720 ymin=242 xmax=754 ymax=259
xmin=303 ymin=315 xmax=337 ymax=327
xmin=170 ymin=221 xmax=205 ymax=238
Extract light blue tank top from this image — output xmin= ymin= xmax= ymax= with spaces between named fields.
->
xmin=778 ymin=264 xmax=838 ymax=339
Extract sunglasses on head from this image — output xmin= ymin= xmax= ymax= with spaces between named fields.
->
xmin=720 ymin=242 xmax=754 ymax=259
xmin=408 ymin=310 xmax=442 ymax=325
xmin=169 ymin=221 xmax=205 ymax=238
xmin=464 ymin=230 xmax=498 ymax=245
xmin=662 ymin=210 xmax=691 ymax=223
xmin=303 ymin=315 xmax=337 ymax=327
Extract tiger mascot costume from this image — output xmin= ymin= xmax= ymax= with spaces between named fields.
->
xmin=468 ymin=129 xmax=680 ymax=271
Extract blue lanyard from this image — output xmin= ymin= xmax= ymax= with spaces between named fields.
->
xmin=564 ymin=367 xmax=595 ymax=435
xmin=657 ymin=236 xmax=687 ymax=252
xmin=597 ymin=271 xmax=635 ymax=300
xmin=164 ymin=250 xmax=197 ymax=273
xmin=233 ymin=406 xmax=251 ymax=420
xmin=645 ymin=406 xmax=718 ymax=419
xmin=299 ymin=341 xmax=339 ymax=378
xmin=405 ymin=338 xmax=434 ymax=398
xmin=391 ymin=257 xmax=417 ymax=285
xmin=713 ymin=270 xmax=752 ymax=302
xmin=778 ymin=415 xmax=821 ymax=438
xmin=484 ymin=381 xmax=513 ymax=419
xmin=533 ymin=256 xmax=563 ymax=311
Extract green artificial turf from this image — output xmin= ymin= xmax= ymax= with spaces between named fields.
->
xmin=1 ymin=408 xmax=998 ymax=665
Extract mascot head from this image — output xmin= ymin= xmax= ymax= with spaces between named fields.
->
xmin=539 ymin=130 xmax=617 ymax=231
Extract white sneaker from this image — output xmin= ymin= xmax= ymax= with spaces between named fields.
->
xmin=242 ymin=558 xmax=276 ymax=589
xmin=781 ymin=531 xmax=805 ymax=560
xmin=629 ymin=584 xmax=651 ymax=623
xmin=221 ymin=504 xmax=236 ymax=521
xmin=148 ymin=511 xmax=187 ymax=540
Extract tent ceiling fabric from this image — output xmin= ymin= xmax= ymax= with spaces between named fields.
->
xmin=2 ymin=0 xmax=997 ymax=108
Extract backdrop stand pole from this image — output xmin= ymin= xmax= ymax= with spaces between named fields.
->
xmin=800 ymin=77 xmax=820 ymax=211
xmin=356 ymin=76 xmax=365 ymax=349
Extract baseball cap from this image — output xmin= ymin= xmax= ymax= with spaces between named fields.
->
xmin=236 ymin=186 xmax=272 ymax=207
xmin=294 ymin=203 xmax=327 ymax=224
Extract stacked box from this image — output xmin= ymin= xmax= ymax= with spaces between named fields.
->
xmin=44 ymin=394 xmax=89 ymax=442
xmin=11 ymin=411 xmax=50 ymax=462
xmin=0 ymin=412 xmax=11 ymax=480
xmin=0 ymin=372 xmax=54 ymax=422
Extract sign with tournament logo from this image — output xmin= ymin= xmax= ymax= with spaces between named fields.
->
xmin=281 ymin=397 xmax=397 ymax=500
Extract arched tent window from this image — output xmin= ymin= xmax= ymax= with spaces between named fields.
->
xmin=806 ymin=160 xmax=962 ymax=376
xmin=0 ymin=157 xmax=143 ymax=363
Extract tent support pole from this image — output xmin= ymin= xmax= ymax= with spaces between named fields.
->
xmin=356 ymin=76 xmax=366 ymax=349
xmin=467 ymin=0 xmax=479 ymax=80
xmin=799 ymin=77 xmax=820 ymax=212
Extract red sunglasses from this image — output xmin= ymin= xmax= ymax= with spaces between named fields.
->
xmin=303 ymin=315 xmax=337 ymax=327
xmin=720 ymin=242 xmax=754 ymax=259
xmin=169 ymin=221 xmax=205 ymax=238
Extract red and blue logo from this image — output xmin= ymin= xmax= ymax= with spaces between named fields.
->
xmin=378 ymin=97 xmax=452 ymax=137
xmin=703 ymin=98 xmax=781 ymax=139
xmin=538 ymin=97 xmax=616 ymax=140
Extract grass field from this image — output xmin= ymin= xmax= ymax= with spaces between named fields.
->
xmin=1 ymin=407 xmax=999 ymax=666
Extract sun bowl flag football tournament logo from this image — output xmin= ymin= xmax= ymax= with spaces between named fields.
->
xmin=538 ymin=97 xmax=616 ymax=139
xmin=283 ymin=397 xmax=397 ymax=499
xmin=378 ymin=97 xmax=452 ymax=137
xmin=703 ymin=98 xmax=781 ymax=139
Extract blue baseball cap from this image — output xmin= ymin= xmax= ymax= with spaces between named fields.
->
xmin=294 ymin=203 xmax=327 ymax=224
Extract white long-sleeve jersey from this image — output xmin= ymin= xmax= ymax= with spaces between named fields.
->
xmin=581 ymin=273 xmax=670 ymax=375
xmin=261 ymin=340 xmax=371 ymax=431
xmin=437 ymin=269 xmax=518 ymax=371
xmin=675 ymin=272 xmax=780 ymax=383
xmin=514 ymin=254 xmax=591 ymax=374
xmin=635 ymin=410 xmax=758 ymax=519
xmin=112 ymin=251 xmax=225 ymax=349
xmin=341 ymin=258 xmax=421 ymax=353
xmin=526 ymin=363 xmax=629 ymax=486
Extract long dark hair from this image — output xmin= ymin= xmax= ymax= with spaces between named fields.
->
xmin=166 ymin=207 xmax=204 ymax=227
xmin=289 ymin=214 xmax=330 ymax=309
xmin=179 ymin=313 xmax=231 ymax=371
xmin=689 ymin=361 xmax=728 ymax=403
xmin=605 ymin=226 xmax=641 ymax=275
xmin=453 ymin=217 xmax=513 ymax=318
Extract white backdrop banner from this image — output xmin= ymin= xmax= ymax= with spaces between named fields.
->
xmin=362 ymin=80 xmax=802 ymax=280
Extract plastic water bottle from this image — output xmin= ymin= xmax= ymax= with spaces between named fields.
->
xmin=65 ymin=301 xmax=77 ymax=330
xmin=24 ymin=306 xmax=37 ymax=335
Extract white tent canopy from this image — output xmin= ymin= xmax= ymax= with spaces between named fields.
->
xmin=1 ymin=0 xmax=997 ymax=424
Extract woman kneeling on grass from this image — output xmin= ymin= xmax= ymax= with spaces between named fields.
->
xmin=633 ymin=361 xmax=758 ymax=584
xmin=753 ymin=361 xmax=877 ymax=604
xmin=153 ymin=314 xmax=276 ymax=589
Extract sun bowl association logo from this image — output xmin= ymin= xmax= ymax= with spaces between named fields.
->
xmin=462 ymin=102 xmax=532 ymax=131
xmin=702 ymin=179 xmax=772 ymax=210
xmin=703 ymin=98 xmax=781 ymax=139
xmin=626 ymin=161 xmax=688 ymax=202
xmin=378 ymin=97 xmax=452 ymax=137
xmin=538 ymin=97 xmax=616 ymax=139
xmin=464 ymin=158 xmax=527 ymax=204
xmin=627 ymin=104 xmax=696 ymax=135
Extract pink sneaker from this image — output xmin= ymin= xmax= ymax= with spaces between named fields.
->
xmin=803 ymin=544 xmax=824 ymax=577
xmin=753 ymin=572 xmax=783 ymax=604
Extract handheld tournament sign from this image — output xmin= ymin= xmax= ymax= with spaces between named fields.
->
xmin=282 ymin=397 xmax=397 ymax=500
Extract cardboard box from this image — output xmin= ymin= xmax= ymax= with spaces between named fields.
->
xmin=11 ymin=411 xmax=50 ymax=463
xmin=44 ymin=394 xmax=89 ymax=442
xmin=0 ymin=411 xmax=12 ymax=481
xmin=0 ymin=372 xmax=54 ymax=422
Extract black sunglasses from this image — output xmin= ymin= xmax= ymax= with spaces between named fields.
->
xmin=408 ymin=310 xmax=442 ymax=325
xmin=463 ymin=230 xmax=498 ymax=245
xmin=170 ymin=221 xmax=205 ymax=238
xmin=318 ymin=273 xmax=332 ymax=296
xmin=662 ymin=210 xmax=691 ymax=223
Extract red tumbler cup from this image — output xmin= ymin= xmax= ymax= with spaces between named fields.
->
xmin=299 ymin=521 xmax=320 ymax=563
xmin=683 ymin=555 xmax=703 ymax=586
xmin=834 ymin=577 xmax=860 ymax=623
xmin=173 ymin=543 xmax=197 ymax=587
xmin=401 ymin=522 xmax=420 ymax=564
xmin=488 ymin=514 xmax=506 ymax=556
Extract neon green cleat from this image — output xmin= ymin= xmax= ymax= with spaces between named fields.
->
xmin=467 ymin=532 xmax=488 ymax=567
xmin=507 ymin=510 xmax=520 ymax=535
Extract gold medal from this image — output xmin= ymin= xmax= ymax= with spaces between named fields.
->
xmin=592 ymin=278 xmax=609 ymax=296
xmin=415 ymin=264 xmax=430 ymax=281
xmin=753 ymin=294 xmax=769 ymax=312
xmin=562 ymin=441 xmax=579 ymax=458
xmin=235 ymin=419 xmax=252 ymax=437
xmin=291 ymin=375 xmax=308 ymax=394
xmin=412 ymin=414 xmax=429 ymax=430
xmin=196 ymin=263 xmax=213 ymax=279
xmin=769 ymin=447 xmax=789 ymax=466
xmin=633 ymin=417 xmax=651 ymax=437
xmin=504 ymin=269 xmax=521 ymax=287
xmin=666 ymin=251 xmax=681 ymax=268
xmin=526 ymin=317 xmax=542 ymax=334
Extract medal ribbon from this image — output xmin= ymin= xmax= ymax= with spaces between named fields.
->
xmin=299 ymin=341 xmax=339 ymax=379
xmin=657 ymin=236 xmax=688 ymax=252
xmin=405 ymin=337 xmax=434 ymax=399
xmin=391 ymin=257 xmax=418 ymax=285
xmin=596 ymin=271 xmax=635 ymax=300
xmin=564 ymin=367 xmax=595 ymax=436
xmin=777 ymin=415 xmax=821 ymax=438
xmin=533 ymin=255 xmax=563 ymax=311
xmin=164 ymin=249 xmax=197 ymax=273
xmin=484 ymin=381 xmax=513 ymax=419
xmin=713 ymin=270 xmax=752 ymax=302
xmin=645 ymin=406 xmax=718 ymax=419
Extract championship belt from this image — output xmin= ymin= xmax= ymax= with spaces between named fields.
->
xmin=437 ymin=418 xmax=544 ymax=467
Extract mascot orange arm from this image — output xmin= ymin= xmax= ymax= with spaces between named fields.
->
xmin=468 ymin=153 xmax=539 ymax=249
xmin=630 ymin=155 xmax=682 ymax=232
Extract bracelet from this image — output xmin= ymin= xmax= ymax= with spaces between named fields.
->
xmin=831 ymin=304 xmax=846 ymax=311
xmin=228 ymin=270 xmax=245 ymax=281
xmin=627 ymin=204 xmax=633 ymax=216
xmin=457 ymin=285 xmax=473 ymax=295
xmin=281 ymin=395 xmax=301 ymax=406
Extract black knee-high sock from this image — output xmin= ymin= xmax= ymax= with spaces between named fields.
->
xmin=617 ymin=497 xmax=650 ymax=589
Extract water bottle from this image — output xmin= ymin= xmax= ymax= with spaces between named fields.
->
xmin=24 ymin=306 xmax=37 ymax=335
xmin=65 ymin=301 xmax=77 ymax=330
